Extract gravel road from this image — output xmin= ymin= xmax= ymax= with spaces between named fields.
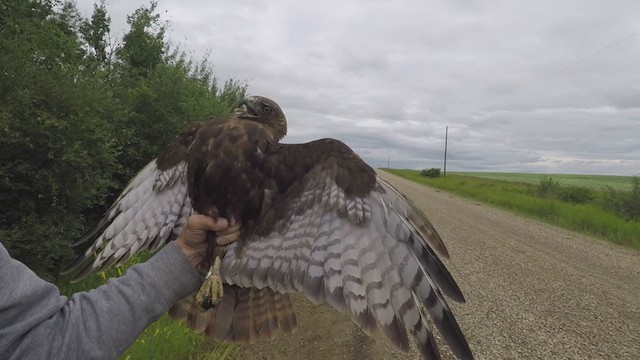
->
xmin=235 ymin=170 xmax=640 ymax=359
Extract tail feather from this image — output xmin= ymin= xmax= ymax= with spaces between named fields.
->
xmin=169 ymin=284 xmax=297 ymax=343
xmin=273 ymin=292 xmax=298 ymax=333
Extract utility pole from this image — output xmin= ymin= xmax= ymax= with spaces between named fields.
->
xmin=387 ymin=154 xmax=390 ymax=169
xmin=443 ymin=126 xmax=448 ymax=177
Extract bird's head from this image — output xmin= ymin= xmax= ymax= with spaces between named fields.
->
xmin=235 ymin=96 xmax=287 ymax=141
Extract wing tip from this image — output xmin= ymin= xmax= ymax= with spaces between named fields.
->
xmin=423 ymin=291 xmax=474 ymax=360
xmin=59 ymin=254 xmax=90 ymax=277
xmin=377 ymin=176 xmax=451 ymax=259
xmin=72 ymin=216 xmax=111 ymax=247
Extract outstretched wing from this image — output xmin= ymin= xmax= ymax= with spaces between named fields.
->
xmin=220 ymin=139 xmax=473 ymax=360
xmin=62 ymin=124 xmax=201 ymax=281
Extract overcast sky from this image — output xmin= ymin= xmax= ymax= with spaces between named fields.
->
xmin=77 ymin=0 xmax=640 ymax=175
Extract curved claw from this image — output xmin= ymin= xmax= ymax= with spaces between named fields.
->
xmin=196 ymin=256 xmax=224 ymax=311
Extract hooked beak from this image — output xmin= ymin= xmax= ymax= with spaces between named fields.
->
xmin=234 ymin=97 xmax=258 ymax=118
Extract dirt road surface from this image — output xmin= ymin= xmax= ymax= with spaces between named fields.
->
xmin=235 ymin=170 xmax=640 ymax=359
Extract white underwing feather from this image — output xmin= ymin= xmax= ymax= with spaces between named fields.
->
xmin=65 ymin=160 xmax=191 ymax=281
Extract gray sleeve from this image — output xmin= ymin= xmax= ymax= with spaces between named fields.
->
xmin=0 ymin=242 xmax=203 ymax=360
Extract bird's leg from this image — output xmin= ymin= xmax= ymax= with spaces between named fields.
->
xmin=196 ymin=252 xmax=223 ymax=311
xmin=195 ymin=217 xmax=240 ymax=312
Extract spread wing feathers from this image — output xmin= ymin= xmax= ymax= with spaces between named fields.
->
xmin=168 ymin=284 xmax=297 ymax=342
xmin=61 ymin=160 xmax=192 ymax=282
xmin=221 ymin=169 xmax=473 ymax=359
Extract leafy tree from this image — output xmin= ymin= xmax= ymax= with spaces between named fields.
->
xmin=109 ymin=5 xmax=246 ymax=177
xmin=0 ymin=0 xmax=246 ymax=279
xmin=117 ymin=1 xmax=165 ymax=75
xmin=79 ymin=0 xmax=111 ymax=67
xmin=0 ymin=0 xmax=117 ymax=278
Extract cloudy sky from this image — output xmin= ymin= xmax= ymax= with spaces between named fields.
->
xmin=77 ymin=0 xmax=640 ymax=175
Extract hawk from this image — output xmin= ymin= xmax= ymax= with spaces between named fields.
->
xmin=63 ymin=96 xmax=473 ymax=360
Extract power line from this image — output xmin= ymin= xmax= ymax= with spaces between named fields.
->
xmin=540 ymin=31 xmax=638 ymax=81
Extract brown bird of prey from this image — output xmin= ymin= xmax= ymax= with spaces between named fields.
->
xmin=63 ymin=96 xmax=473 ymax=360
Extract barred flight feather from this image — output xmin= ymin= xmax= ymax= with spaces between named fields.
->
xmin=221 ymin=173 xmax=473 ymax=360
xmin=61 ymin=160 xmax=191 ymax=282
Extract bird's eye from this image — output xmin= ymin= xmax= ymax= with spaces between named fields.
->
xmin=262 ymin=105 xmax=272 ymax=114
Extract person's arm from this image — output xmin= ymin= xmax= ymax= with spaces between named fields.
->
xmin=0 ymin=215 xmax=235 ymax=360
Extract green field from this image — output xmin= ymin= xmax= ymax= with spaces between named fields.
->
xmin=452 ymin=172 xmax=633 ymax=191
xmin=384 ymin=169 xmax=640 ymax=250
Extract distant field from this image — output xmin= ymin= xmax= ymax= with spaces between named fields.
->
xmin=383 ymin=169 xmax=640 ymax=249
xmin=452 ymin=172 xmax=633 ymax=191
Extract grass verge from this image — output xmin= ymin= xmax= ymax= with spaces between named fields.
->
xmin=57 ymin=254 xmax=238 ymax=360
xmin=452 ymin=171 xmax=633 ymax=191
xmin=384 ymin=169 xmax=640 ymax=250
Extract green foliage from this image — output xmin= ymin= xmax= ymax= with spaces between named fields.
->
xmin=1 ymin=0 xmax=246 ymax=279
xmin=557 ymin=185 xmax=594 ymax=204
xmin=534 ymin=175 xmax=594 ymax=204
xmin=626 ymin=176 xmax=640 ymax=219
xmin=119 ymin=315 xmax=239 ymax=360
xmin=420 ymin=167 xmax=441 ymax=178
xmin=79 ymin=0 xmax=111 ymax=66
xmin=386 ymin=169 xmax=640 ymax=249
xmin=537 ymin=176 xmax=560 ymax=198
xmin=601 ymin=176 xmax=640 ymax=220
xmin=453 ymin=171 xmax=634 ymax=191
xmin=0 ymin=0 xmax=118 ymax=278
xmin=117 ymin=1 xmax=165 ymax=75
xmin=110 ymin=45 xmax=246 ymax=178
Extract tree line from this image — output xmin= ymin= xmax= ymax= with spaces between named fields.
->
xmin=0 ymin=0 xmax=246 ymax=279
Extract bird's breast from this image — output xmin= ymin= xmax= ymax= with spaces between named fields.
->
xmin=188 ymin=121 xmax=271 ymax=226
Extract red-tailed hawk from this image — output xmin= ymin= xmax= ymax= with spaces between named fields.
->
xmin=64 ymin=96 xmax=473 ymax=359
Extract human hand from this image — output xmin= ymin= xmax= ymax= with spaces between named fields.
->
xmin=175 ymin=215 xmax=240 ymax=268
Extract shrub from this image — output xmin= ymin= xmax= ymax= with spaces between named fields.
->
xmin=623 ymin=175 xmax=640 ymax=219
xmin=600 ymin=176 xmax=640 ymax=220
xmin=601 ymin=185 xmax=625 ymax=214
xmin=420 ymin=168 xmax=441 ymax=178
xmin=538 ymin=176 xmax=560 ymax=198
xmin=558 ymin=185 xmax=594 ymax=204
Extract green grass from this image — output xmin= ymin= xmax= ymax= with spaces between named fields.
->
xmin=452 ymin=171 xmax=633 ymax=191
xmin=385 ymin=169 xmax=640 ymax=250
xmin=57 ymin=254 xmax=238 ymax=360
xmin=120 ymin=316 xmax=238 ymax=360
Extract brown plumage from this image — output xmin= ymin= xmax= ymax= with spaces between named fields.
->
xmin=63 ymin=96 xmax=474 ymax=359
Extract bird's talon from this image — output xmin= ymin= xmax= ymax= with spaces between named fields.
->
xmin=196 ymin=256 xmax=223 ymax=311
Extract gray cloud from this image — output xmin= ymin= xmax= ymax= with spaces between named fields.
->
xmin=78 ymin=0 xmax=640 ymax=175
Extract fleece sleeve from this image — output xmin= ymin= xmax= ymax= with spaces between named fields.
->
xmin=0 ymin=242 xmax=203 ymax=360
